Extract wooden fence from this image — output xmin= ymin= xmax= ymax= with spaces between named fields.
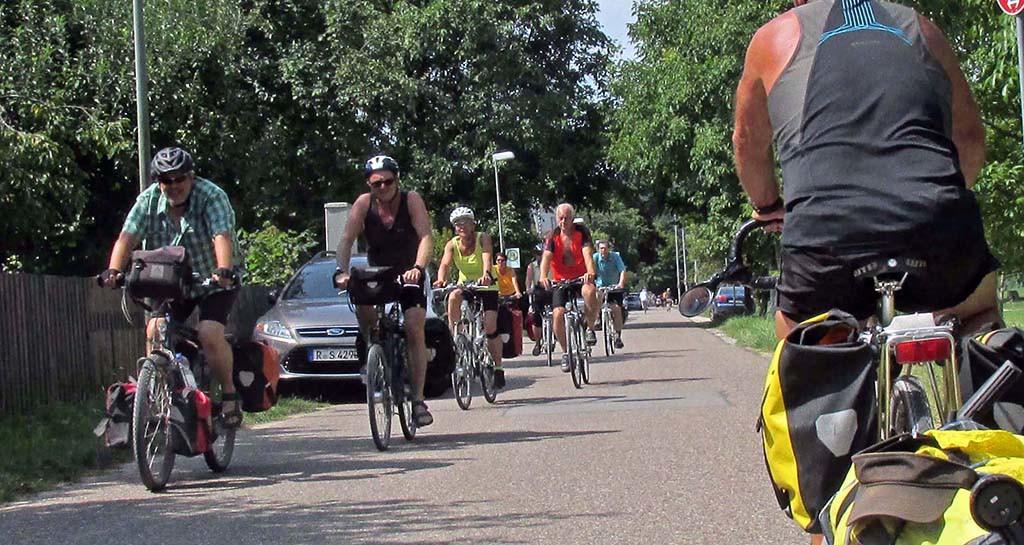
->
xmin=0 ymin=272 xmax=273 ymax=416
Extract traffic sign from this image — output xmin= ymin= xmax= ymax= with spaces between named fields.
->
xmin=505 ymin=247 xmax=521 ymax=269
xmin=999 ymin=0 xmax=1024 ymax=16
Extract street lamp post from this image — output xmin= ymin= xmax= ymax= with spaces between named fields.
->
xmin=491 ymin=150 xmax=515 ymax=252
xmin=132 ymin=0 xmax=151 ymax=193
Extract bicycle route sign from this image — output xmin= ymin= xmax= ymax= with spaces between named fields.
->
xmin=505 ymin=247 xmax=521 ymax=269
xmin=999 ymin=0 xmax=1024 ymax=16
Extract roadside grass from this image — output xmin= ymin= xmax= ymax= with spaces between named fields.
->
xmin=0 ymin=394 xmax=326 ymax=503
xmin=1004 ymin=301 xmax=1024 ymax=328
xmin=717 ymin=314 xmax=778 ymax=354
xmin=0 ymin=398 xmax=129 ymax=503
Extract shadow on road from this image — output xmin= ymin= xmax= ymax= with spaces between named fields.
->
xmin=594 ymin=376 xmax=709 ymax=388
xmin=623 ymin=320 xmax=711 ymax=331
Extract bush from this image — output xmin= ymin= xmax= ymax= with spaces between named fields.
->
xmin=238 ymin=221 xmax=318 ymax=286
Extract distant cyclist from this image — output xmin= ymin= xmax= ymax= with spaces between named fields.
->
xmin=493 ymin=251 xmax=522 ymax=300
xmin=334 ymin=154 xmax=435 ymax=427
xmin=594 ymin=240 xmax=627 ymax=349
xmin=526 ymin=242 xmax=549 ymax=356
xmin=433 ymin=207 xmax=507 ymax=389
xmin=536 ymin=203 xmax=598 ymax=372
xmin=100 ymin=146 xmax=245 ymax=430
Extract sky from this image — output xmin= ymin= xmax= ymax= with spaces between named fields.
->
xmin=596 ymin=0 xmax=637 ymax=60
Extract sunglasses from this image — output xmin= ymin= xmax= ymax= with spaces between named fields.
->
xmin=159 ymin=174 xmax=189 ymax=186
xmin=369 ymin=177 xmax=397 ymax=189
xmin=496 ymin=258 xmax=506 ymax=262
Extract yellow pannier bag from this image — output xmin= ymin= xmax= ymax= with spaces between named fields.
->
xmin=822 ymin=429 xmax=1024 ymax=545
xmin=759 ymin=309 xmax=877 ymax=533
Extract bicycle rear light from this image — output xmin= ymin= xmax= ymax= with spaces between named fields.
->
xmin=715 ymin=295 xmax=728 ymax=302
xmin=895 ymin=338 xmax=952 ymax=364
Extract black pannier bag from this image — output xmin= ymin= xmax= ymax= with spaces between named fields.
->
xmin=959 ymin=326 xmax=1024 ymax=429
xmin=127 ymin=245 xmax=192 ymax=300
xmin=347 ymin=267 xmax=401 ymax=306
xmin=168 ymin=388 xmax=212 ymax=457
xmin=424 ymin=317 xmax=456 ymax=398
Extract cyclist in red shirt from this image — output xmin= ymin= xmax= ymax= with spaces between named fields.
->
xmin=537 ymin=203 xmax=598 ymax=372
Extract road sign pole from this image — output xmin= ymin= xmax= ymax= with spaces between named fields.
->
xmin=1017 ymin=14 xmax=1024 ymax=148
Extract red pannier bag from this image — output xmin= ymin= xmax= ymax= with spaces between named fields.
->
xmin=169 ymin=388 xmax=211 ymax=456
xmin=500 ymin=304 xmax=523 ymax=358
xmin=94 ymin=380 xmax=137 ymax=449
xmin=232 ymin=340 xmax=280 ymax=412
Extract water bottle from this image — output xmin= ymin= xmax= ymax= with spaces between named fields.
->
xmin=175 ymin=353 xmax=197 ymax=390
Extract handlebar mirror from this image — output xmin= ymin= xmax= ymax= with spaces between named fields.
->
xmin=679 ymin=285 xmax=714 ymax=317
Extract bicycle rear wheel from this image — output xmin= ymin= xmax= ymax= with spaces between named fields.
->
xmin=889 ymin=375 xmax=934 ymax=437
xmin=452 ymin=334 xmax=473 ymax=410
xmin=603 ymin=308 xmax=614 ymax=357
xmin=366 ymin=344 xmax=393 ymax=451
xmin=579 ymin=317 xmax=592 ymax=384
xmin=203 ymin=382 xmax=235 ymax=473
xmin=133 ymin=359 xmax=175 ymax=491
xmin=395 ymin=350 xmax=417 ymax=441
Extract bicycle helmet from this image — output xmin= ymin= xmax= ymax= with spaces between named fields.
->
xmin=450 ymin=206 xmax=475 ymax=224
xmin=364 ymin=155 xmax=400 ymax=178
xmin=149 ymin=147 xmax=194 ymax=182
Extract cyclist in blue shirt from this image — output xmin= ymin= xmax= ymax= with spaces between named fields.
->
xmin=594 ymin=240 xmax=627 ymax=349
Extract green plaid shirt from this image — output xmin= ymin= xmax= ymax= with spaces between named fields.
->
xmin=121 ymin=177 xmax=244 ymax=296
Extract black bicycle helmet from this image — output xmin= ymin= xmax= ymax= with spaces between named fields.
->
xmin=149 ymin=147 xmax=194 ymax=182
xmin=364 ymin=155 xmax=400 ymax=178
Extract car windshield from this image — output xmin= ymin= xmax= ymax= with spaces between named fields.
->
xmin=282 ymin=260 xmax=349 ymax=301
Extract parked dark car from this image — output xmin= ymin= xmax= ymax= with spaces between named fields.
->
xmin=253 ymin=252 xmax=366 ymax=382
xmin=710 ymin=284 xmax=755 ymax=322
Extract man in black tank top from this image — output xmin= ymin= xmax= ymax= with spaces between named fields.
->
xmin=334 ymin=155 xmax=436 ymax=427
xmin=734 ymin=0 xmax=999 ymax=340
xmin=734 ymin=2 xmax=1000 ymax=542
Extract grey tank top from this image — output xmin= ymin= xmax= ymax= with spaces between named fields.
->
xmin=768 ymin=0 xmax=984 ymax=253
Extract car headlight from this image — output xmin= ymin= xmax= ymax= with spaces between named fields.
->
xmin=256 ymin=320 xmax=294 ymax=340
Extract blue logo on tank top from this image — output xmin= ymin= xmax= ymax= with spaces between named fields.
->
xmin=819 ymin=0 xmax=910 ymax=46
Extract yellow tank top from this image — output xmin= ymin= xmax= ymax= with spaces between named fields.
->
xmin=493 ymin=265 xmax=515 ymax=296
xmin=451 ymin=233 xmax=497 ymax=290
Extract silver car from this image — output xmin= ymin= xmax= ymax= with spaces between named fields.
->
xmin=253 ymin=252 xmax=367 ymax=382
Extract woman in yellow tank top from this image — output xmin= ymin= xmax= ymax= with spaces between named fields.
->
xmin=432 ymin=206 xmax=507 ymax=389
xmin=493 ymin=252 xmax=522 ymax=298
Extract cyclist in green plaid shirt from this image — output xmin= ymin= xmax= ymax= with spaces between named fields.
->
xmin=101 ymin=147 xmax=245 ymax=429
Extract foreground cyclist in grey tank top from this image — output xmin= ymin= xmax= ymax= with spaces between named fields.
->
xmin=734 ymin=2 xmax=1000 ymax=543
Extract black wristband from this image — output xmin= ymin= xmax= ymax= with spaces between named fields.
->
xmin=214 ymin=267 xmax=236 ymax=283
xmin=753 ymin=197 xmax=784 ymax=215
xmin=413 ymin=264 xmax=425 ymax=274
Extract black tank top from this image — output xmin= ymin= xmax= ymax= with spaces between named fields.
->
xmin=363 ymin=190 xmax=419 ymax=271
xmin=768 ymin=0 xmax=985 ymax=253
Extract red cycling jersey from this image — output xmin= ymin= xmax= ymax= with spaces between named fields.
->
xmin=545 ymin=225 xmax=593 ymax=281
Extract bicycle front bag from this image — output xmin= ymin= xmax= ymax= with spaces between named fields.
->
xmin=347 ymin=267 xmax=401 ymax=305
xmin=126 ymin=245 xmax=192 ymax=300
xmin=759 ymin=309 xmax=877 ymax=533
xmin=821 ymin=429 xmax=1024 ymax=545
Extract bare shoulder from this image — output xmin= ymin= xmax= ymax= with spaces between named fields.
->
xmin=351 ymin=193 xmax=372 ymax=212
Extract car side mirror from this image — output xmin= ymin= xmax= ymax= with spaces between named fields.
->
xmin=679 ymin=285 xmax=713 ymax=317
xmin=267 ymin=290 xmax=278 ymax=306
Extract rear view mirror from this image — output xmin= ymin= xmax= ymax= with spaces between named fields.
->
xmin=679 ymin=285 xmax=713 ymax=317
xmin=267 ymin=290 xmax=278 ymax=306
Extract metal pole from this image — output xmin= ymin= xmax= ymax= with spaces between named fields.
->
xmin=133 ymin=0 xmax=151 ymax=193
xmin=493 ymin=160 xmax=504 ymax=252
xmin=681 ymin=224 xmax=688 ymax=288
xmin=1017 ymin=14 xmax=1024 ymax=148
xmin=673 ymin=223 xmax=682 ymax=298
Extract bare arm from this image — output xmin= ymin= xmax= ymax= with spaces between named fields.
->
xmin=582 ymin=245 xmax=596 ymax=280
xmin=512 ymin=270 xmax=522 ymax=297
xmin=919 ymin=14 xmax=985 ymax=187
xmin=618 ymin=269 xmax=627 ymax=290
xmin=406 ymin=191 xmax=434 ymax=283
xmin=434 ymin=240 xmax=455 ymax=287
xmin=107 ymin=232 xmax=139 ymax=272
xmin=479 ymin=232 xmax=494 ymax=285
xmin=212 ymin=234 xmax=232 ymax=269
xmin=539 ymin=251 xmax=553 ymax=287
xmin=336 ymin=194 xmax=370 ymax=274
xmin=733 ymin=25 xmax=781 ymax=211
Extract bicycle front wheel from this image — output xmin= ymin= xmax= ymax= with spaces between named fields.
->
xmin=452 ymin=334 xmax=473 ymax=410
xmin=544 ymin=316 xmax=554 ymax=367
xmin=479 ymin=345 xmax=498 ymax=404
xmin=133 ymin=359 xmax=175 ymax=491
xmin=569 ymin=319 xmax=584 ymax=389
xmin=603 ymin=308 xmax=614 ymax=357
xmin=366 ymin=344 xmax=393 ymax=451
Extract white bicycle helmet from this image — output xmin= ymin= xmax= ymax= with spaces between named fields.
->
xmin=450 ymin=206 xmax=475 ymax=224
xmin=364 ymin=155 xmax=399 ymax=177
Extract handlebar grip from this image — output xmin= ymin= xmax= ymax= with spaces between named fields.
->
xmin=753 ymin=274 xmax=774 ymax=290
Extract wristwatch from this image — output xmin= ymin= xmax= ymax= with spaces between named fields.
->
xmin=754 ymin=197 xmax=784 ymax=215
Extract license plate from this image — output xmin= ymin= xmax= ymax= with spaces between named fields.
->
xmin=308 ymin=348 xmax=358 ymax=361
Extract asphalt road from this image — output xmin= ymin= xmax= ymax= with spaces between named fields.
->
xmin=1 ymin=310 xmax=808 ymax=544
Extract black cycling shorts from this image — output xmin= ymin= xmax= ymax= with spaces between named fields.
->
xmin=551 ymin=284 xmax=583 ymax=310
xmin=462 ymin=289 xmax=499 ymax=312
xmin=397 ymin=282 xmax=427 ymax=312
xmin=776 ymin=241 xmax=1000 ymax=322
xmin=165 ymin=289 xmax=239 ymax=326
xmin=602 ymin=288 xmax=625 ymax=307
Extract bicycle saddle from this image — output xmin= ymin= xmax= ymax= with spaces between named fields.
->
xmin=852 ymin=256 xmax=928 ymax=282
